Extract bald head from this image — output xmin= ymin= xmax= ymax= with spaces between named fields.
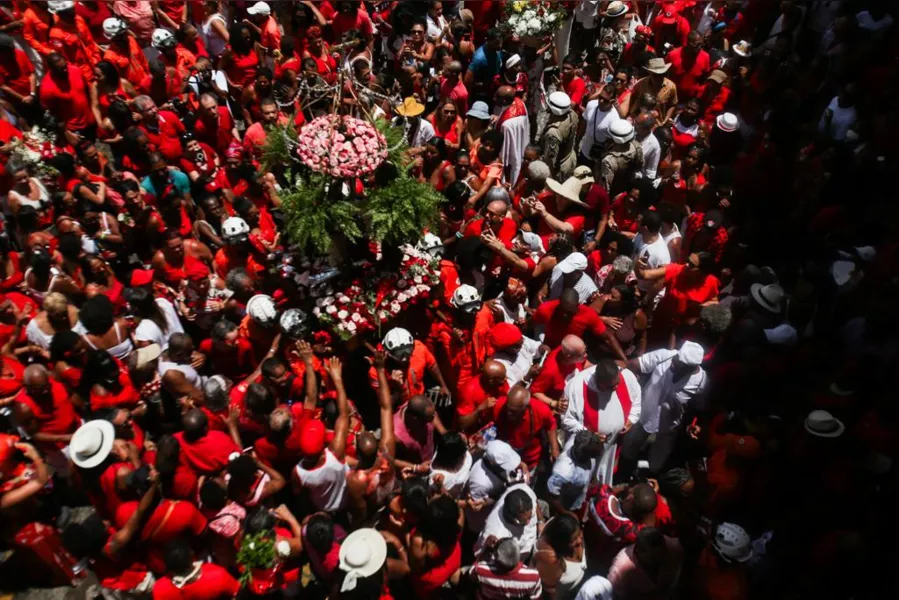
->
xmin=355 ymin=431 xmax=378 ymax=463
xmin=407 ymin=394 xmax=435 ymax=424
xmin=23 ymin=364 xmax=49 ymax=386
xmin=560 ymin=335 xmax=586 ymax=363
xmin=506 ymin=385 xmax=531 ymax=414
xmin=482 ymin=359 xmax=507 ymax=389
xmin=497 ymin=86 xmax=515 ymax=101
xmin=182 ymin=408 xmax=208 ymax=441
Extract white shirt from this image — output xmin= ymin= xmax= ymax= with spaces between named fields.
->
xmin=575 ymin=576 xmax=614 ymax=600
xmin=818 ymin=96 xmax=857 ymax=142
xmin=574 ymin=0 xmax=600 ymax=28
xmin=638 ymin=132 xmax=661 ymax=180
xmin=201 ymin=13 xmax=229 ymax=56
xmin=579 ymin=100 xmax=620 ymax=158
xmin=410 ymin=118 xmax=435 ymax=148
xmin=430 ymin=451 xmax=473 ymax=499
xmin=493 ymin=336 xmax=541 ymax=387
xmin=294 ymin=449 xmax=349 ymax=512
xmin=562 ymin=366 xmax=642 ymax=437
xmin=465 ymin=456 xmax=514 ymax=532
xmin=134 ymin=298 xmax=184 ymax=350
xmin=632 ymin=233 xmax=671 ymax=292
xmin=636 ymin=349 xmax=708 ymax=434
xmin=426 ymin=13 xmax=448 ymax=41
xmin=549 ymin=270 xmax=598 ymax=304
xmin=546 ymin=449 xmax=597 ymax=510
xmin=476 ymin=483 xmax=539 ymax=560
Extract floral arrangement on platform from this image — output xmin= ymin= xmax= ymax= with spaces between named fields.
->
xmin=264 ymin=119 xmax=443 ymax=256
xmin=296 ymin=115 xmax=388 ymax=178
xmin=503 ymin=1 xmax=567 ymax=39
xmin=313 ymin=244 xmax=439 ymax=340
xmin=8 ymin=126 xmax=59 ymax=179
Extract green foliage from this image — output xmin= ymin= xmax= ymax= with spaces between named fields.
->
xmin=260 ymin=123 xmax=298 ymax=174
xmin=366 ymin=174 xmax=444 ymax=247
xmin=236 ymin=532 xmax=276 ymax=586
xmin=373 ymin=118 xmax=409 ymax=167
xmin=280 ymin=174 xmax=362 ymax=255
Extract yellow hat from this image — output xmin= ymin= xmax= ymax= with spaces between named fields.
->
xmin=396 ymin=97 xmax=425 ymax=118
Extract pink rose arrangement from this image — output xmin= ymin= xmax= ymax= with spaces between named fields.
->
xmin=312 ymin=245 xmax=439 ymax=340
xmin=296 ymin=115 xmax=388 ymax=179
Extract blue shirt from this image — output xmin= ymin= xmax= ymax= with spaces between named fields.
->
xmin=141 ymin=169 xmax=191 ymax=198
xmin=469 ymin=45 xmax=503 ymax=80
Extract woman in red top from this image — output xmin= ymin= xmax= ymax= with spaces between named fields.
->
xmin=428 ymin=98 xmax=463 ymax=154
xmin=670 ymin=99 xmax=702 ymax=159
xmin=221 ymin=22 xmax=261 ymax=91
xmin=661 ymin=144 xmax=707 ymax=211
xmin=637 ymin=251 xmax=720 ymax=344
xmin=609 ymin=185 xmax=642 ymax=238
xmin=84 ymin=255 xmax=127 ymax=313
xmin=79 ymin=350 xmax=140 ymax=412
xmin=176 ymin=21 xmax=209 ymax=59
xmin=409 ymin=494 xmax=463 ymax=595
xmin=89 ymin=61 xmax=135 ymax=133
xmin=301 ymin=25 xmax=336 ymax=84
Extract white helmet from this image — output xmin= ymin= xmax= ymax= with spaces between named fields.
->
xmin=102 ymin=17 xmax=128 ymax=40
xmin=713 ymin=523 xmax=753 ymax=563
xmin=247 ymin=294 xmax=277 ymax=326
xmin=222 ymin=217 xmax=250 ymax=243
xmin=383 ymin=328 xmax=414 ymax=357
xmin=47 ymin=1 xmax=74 ymax=14
xmin=151 ymin=28 xmax=176 ymax=49
xmin=415 ymin=233 xmax=443 ymax=257
xmin=451 ymin=284 xmax=481 ymax=313
xmin=279 ymin=308 xmax=309 ymax=339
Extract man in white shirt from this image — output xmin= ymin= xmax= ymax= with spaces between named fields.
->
xmin=489 ymin=323 xmax=542 ymax=387
xmin=466 ymin=441 xmax=526 ymax=533
xmin=475 ymin=484 xmax=542 ymax=561
xmin=632 ymin=210 xmax=671 ymax=296
xmin=618 ymin=341 xmax=709 ymax=477
xmin=548 ymin=252 xmax=598 ymax=304
xmin=634 ymin=112 xmax=661 ymax=181
xmin=579 ymin=85 xmax=620 ymax=163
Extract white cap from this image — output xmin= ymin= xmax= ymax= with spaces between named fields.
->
xmin=247 ymin=294 xmax=277 ymax=325
xmin=609 ymin=120 xmax=635 ymax=144
xmin=484 ymin=440 xmax=521 ymax=472
xmin=47 ymin=1 xmax=75 ymax=14
xmin=247 ymin=1 xmax=272 ymax=16
xmin=505 ymin=54 xmax=522 ymax=70
xmin=548 ymin=91 xmax=572 ymax=116
xmin=677 ymin=341 xmax=705 ymax=366
xmin=102 ymin=17 xmax=128 ymax=40
xmin=556 ymin=252 xmax=588 ymax=274
xmin=69 ymin=420 xmax=116 ymax=469
xmin=339 ymin=528 xmax=387 ymax=592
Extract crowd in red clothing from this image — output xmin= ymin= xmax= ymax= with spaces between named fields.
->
xmin=0 ymin=1 xmax=897 ymax=600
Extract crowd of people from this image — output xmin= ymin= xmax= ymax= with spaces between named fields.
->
xmin=0 ymin=0 xmax=896 ymax=599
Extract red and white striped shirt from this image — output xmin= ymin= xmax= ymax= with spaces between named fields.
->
xmin=472 ymin=561 xmax=543 ymax=600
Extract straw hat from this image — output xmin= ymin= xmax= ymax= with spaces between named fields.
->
xmin=396 ymin=97 xmax=425 ymax=118
xmin=606 ymin=1 xmax=628 ymax=18
xmin=645 ymin=57 xmax=672 ymax=74
xmin=547 ymin=177 xmax=588 ymax=208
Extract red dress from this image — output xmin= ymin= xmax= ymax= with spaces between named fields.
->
xmin=225 ymin=47 xmax=259 ymax=88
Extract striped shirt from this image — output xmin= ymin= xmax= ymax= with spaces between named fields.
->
xmin=472 ymin=561 xmax=543 ymax=600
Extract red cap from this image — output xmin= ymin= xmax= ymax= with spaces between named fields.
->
xmin=298 ymin=420 xmax=327 ymax=457
xmin=0 ymin=433 xmax=20 ymax=480
xmin=185 ymin=261 xmax=211 ymax=282
xmin=488 ymin=322 xmax=524 ymax=350
xmin=130 ymin=268 xmax=154 ymax=287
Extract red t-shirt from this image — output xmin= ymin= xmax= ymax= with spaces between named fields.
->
xmin=530 ymin=346 xmax=585 ymax=400
xmin=463 ymin=217 xmax=517 ymax=247
xmin=152 ymin=563 xmax=239 ymax=599
xmin=117 ymin=499 xmax=207 ymax=574
xmin=14 ymin=380 xmax=80 ymax=449
xmin=537 ymin=205 xmax=586 ymax=249
xmin=493 ymin=396 xmax=556 ymax=468
xmin=192 ymin=107 xmax=235 ymax=155
xmin=665 ymin=47 xmax=711 ymax=100
xmin=331 ymin=8 xmax=373 ymax=41
xmin=198 ymin=337 xmax=257 ymax=381
xmin=533 ymin=300 xmax=607 ymax=349
xmin=456 ymin=376 xmax=509 ymax=427
xmin=39 ymin=64 xmax=94 ymax=131
xmin=139 ymin=111 xmax=185 ymax=162
xmin=0 ymin=49 xmax=35 ymax=97
xmin=657 ymin=263 xmax=719 ymax=319
xmin=254 ymin=404 xmax=315 ymax=475
xmin=173 ymin=430 xmax=239 ymax=476
xmin=563 ymin=76 xmax=587 ymax=108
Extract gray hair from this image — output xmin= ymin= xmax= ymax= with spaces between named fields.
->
xmin=485 ymin=186 xmax=511 ymax=207
xmin=5 ymin=156 xmax=28 ymax=176
xmin=132 ymin=95 xmax=155 ymax=112
xmin=527 ymin=160 xmax=550 ymax=182
xmin=699 ymin=304 xmax=732 ymax=334
xmin=494 ymin=538 xmax=521 ymax=573
xmin=612 ymin=255 xmax=633 ymax=274
xmin=203 ymin=376 xmax=231 ymax=411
